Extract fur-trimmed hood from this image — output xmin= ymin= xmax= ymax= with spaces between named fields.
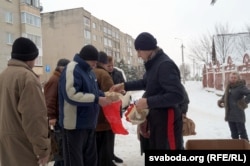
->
xmin=217 ymin=79 xmax=250 ymax=122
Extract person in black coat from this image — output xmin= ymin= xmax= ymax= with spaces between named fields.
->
xmin=178 ymin=84 xmax=190 ymax=115
xmin=111 ymin=32 xmax=185 ymax=150
xmin=138 ymin=84 xmax=189 ymax=153
xmin=218 ymin=71 xmax=250 ymax=142
xmin=178 ymin=84 xmax=190 ymax=149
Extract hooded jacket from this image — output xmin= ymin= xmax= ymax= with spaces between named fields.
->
xmin=59 ymin=54 xmax=103 ymax=129
xmin=218 ymin=79 xmax=250 ymax=122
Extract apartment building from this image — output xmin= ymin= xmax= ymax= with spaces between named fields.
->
xmin=1 ymin=0 xmax=43 ymax=75
xmin=41 ymin=7 xmax=143 ymax=82
xmin=1 ymin=1 xmax=143 ymax=82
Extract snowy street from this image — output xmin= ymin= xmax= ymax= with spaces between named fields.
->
xmin=47 ymin=81 xmax=250 ymax=166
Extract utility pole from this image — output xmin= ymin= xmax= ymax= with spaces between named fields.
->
xmin=193 ymin=58 xmax=195 ymax=78
xmin=175 ymin=37 xmax=185 ymax=84
xmin=181 ymin=43 xmax=185 ymax=84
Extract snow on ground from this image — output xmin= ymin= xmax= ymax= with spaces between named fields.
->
xmin=49 ymin=81 xmax=250 ymax=166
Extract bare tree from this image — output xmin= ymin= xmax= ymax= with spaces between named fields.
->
xmin=235 ymin=33 xmax=250 ymax=60
xmin=188 ymin=23 xmax=250 ymax=67
xmin=188 ymin=33 xmax=212 ymax=64
xmin=188 ymin=42 xmax=207 ymax=64
xmin=213 ymin=23 xmax=234 ymax=63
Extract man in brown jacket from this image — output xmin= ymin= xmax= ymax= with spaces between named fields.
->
xmin=0 ymin=37 xmax=50 ymax=166
xmin=44 ymin=58 xmax=70 ymax=165
xmin=93 ymin=51 xmax=116 ymax=166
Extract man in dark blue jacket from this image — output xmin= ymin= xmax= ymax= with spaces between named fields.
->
xmin=111 ymin=32 xmax=185 ymax=150
xmin=59 ymin=45 xmax=112 ymax=166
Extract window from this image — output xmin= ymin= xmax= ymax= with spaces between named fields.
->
xmin=108 ymin=28 xmax=112 ymax=35
xmin=26 ymin=33 xmax=41 ymax=47
xmin=5 ymin=32 xmax=14 ymax=44
xmin=108 ymin=39 xmax=112 ymax=47
xmin=35 ymin=56 xmax=43 ymax=66
xmin=112 ymin=31 xmax=116 ymax=38
xmin=5 ymin=12 xmax=13 ymax=24
xmin=32 ymin=0 xmax=39 ymax=8
xmin=21 ymin=0 xmax=39 ymax=8
xmin=107 ymin=50 xmax=112 ymax=56
xmin=127 ymin=38 xmax=132 ymax=47
xmin=116 ymin=32 xmax=119 ymax=39
xmin=84 ymin=29 xmax=91 ymax=40
xmin=23 ymin=0 xmax=31 ymax=4
xmin=127 ymin=47 xmax=132 ymax=56
xmin=103 ymin=27 xmax=107 ymax=34
xmin=83 ymin=16 xmax=90 ymax=27
xmin=103 ymin=37 xmax=112 ymax=47
xmin=92 ymin=22 xmax=96 ymax=29
xmin=104 ymin=37 xmax=108 ymax=46
xmin=21 ymin=12 xmax=41 ymax=27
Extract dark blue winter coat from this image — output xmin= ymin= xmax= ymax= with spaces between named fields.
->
xmin=58 ymin=54 xmax=103 ymax=129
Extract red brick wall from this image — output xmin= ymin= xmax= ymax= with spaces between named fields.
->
xmin=202 ymin=54 xmax=250 ymax=91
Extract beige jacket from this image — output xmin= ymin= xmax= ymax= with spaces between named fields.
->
xmin=0 ymin=59 xmax=50 ymax=166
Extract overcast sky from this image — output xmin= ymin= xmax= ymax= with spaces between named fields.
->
xmin=40 ymin=0 xmax=250 ymax=66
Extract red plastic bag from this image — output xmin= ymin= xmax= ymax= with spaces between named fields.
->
xmin=125 ymin=104 xmax=134 ymax=122
xmin=102 ymin=100 xmax=128 ymax=135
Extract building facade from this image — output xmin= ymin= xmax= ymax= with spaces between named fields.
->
xmin=41 ymin=7 xmax=143 ymax=82
xmin=1 ymin=1 xmax=143 ymax=82
xmin=1 ymin=0 xmax=43 ymax=75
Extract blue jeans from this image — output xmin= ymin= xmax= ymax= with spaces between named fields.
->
xmin=63 ymin=129 xmax=97 ymax=166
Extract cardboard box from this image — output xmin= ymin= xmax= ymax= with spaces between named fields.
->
xmin=185 ymin=139 xmax=250 ymax=150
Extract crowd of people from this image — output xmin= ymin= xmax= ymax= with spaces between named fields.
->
xmin=0 ymin=32 xmax=249 ymax=166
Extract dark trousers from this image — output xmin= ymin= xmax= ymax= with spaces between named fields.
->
xmin=148 ymin=108 xmax=183 ymax=150
xmin=111 ymin=134 xmax=116 ymax=159
xmin=53 ymin=124 xmax=64 ymax=166
xmin=63 ymin=129 xmax=97 ymax=166
xmin=228 ymin=121 xmax=249 ymax=141
xmin=96 ymin=130 xmax=114 ymax=166
xmin=139 ymin=134 xmax=150 ymax=155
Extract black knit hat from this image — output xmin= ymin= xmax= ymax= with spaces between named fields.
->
xmin=79 ymin=45 xmax=99 ymax=61
xmin=98 ymin=51 xmax=108 ymax=64
xmin=134 ymin=32 xmax=157 ymax=50
xmin=11 ymin=37 xmax=39 ymax=61
xmin=57 ymin=58 xmax=70 ymax=67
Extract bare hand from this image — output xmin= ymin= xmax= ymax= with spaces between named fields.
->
xmin=135 ymin=98 xmax=148 ymax=110
xmin=49 ymin=119 xmax=56 ymax=126
xmin=110 ymin=83 xmax=124 ymax=93
xmin=98 ymin=97 xmax=113 ymax=106
xmin=37 ymin=154 xmax=49 ymax=166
